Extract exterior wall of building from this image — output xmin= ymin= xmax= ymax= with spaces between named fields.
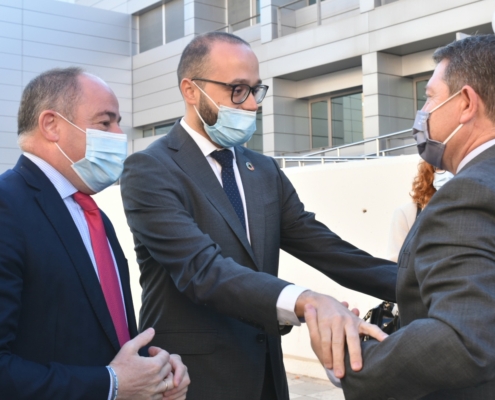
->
xmin=0 ymin=0 xmax=135 ymax=174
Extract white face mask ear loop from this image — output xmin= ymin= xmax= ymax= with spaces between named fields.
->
xmin=55 ymin=142 xmax=75 ymax=164
xmin=443 ymin=124 xmax=464 ymax=145
xmin=192 ymin=81 xmax=220 ymax=111
xmin=430 ymin=90 xmax=463 ymax=113
xmin=55 ymin=112 xmax=86 ymax=134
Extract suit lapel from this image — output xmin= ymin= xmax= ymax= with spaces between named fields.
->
xmin=167 ymin=124 xmax=258 ymax=268
xmin=16 ymin=156 xmax=121 ymax=352
xmin=235 ymin=147 xmax=265 ymax=270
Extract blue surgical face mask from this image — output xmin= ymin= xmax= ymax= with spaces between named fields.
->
xmin=55 ymin=113 xmax=127 ymax=193
xmin=433 ymin=171 xmax=454 ymax=190
xmin=412 ymin=90 xmax=463 ymax=169
xmin=193 ymin=82 xmax=256 ymax=148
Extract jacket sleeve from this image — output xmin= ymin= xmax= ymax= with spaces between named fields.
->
xmin=0 ymin=187 xmax=110 ymax=400
xmin=340 ymin=176 xmax=495 ymax=399
xmin=273 ymin=159 xmax=397 ymax=302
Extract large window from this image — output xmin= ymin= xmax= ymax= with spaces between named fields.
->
xmin=228 ymin=0 xmax=260 ymax=31
xmin=143 ymin=122 xmax=175 ymax=138
xmin=309 ymin=92 xmax=363 ymax=149
xmin=246 ymin=111 xmax=263 ymax=153
xmin=139 ymin=0 xmax=184 ymax=53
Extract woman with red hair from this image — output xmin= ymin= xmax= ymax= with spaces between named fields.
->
xmin=386 ymin=160 xmax=453 ymax=262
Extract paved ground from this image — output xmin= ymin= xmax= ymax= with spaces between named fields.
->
xmin=287 ymin=373 xmax=345 ymax=399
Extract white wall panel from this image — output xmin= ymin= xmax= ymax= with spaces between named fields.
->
xmin=0 ymin=68 xmax=21 ymax=86
xmin=23 ymin=26 xmax=130 ymax=56
xmin=0 ymin=131 xmax=19 ymax=148
xmin=0 ymin=84 xmax=22 ymax=102
xmin=0 ymin=100 xmax=19 ymax=117
xmin=0 ymin=21 xmax=22 ymax=40
xmin=0 ymin=5 xmax=22 ymax=24
xmin=23 ymin=10 xmax=130 ymax=41
xmin=22 ymin=42 xmax=132 ymax=69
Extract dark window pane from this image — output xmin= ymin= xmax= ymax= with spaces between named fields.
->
xmin=229 ymin=0 xmax=250 ymax=30
xmin=246 ymin=111 xmax=263 ymax=153
xmin=155 ymin=123 xmax=174 ymax=136
xmin=416 ymin=80 xmax=428 ymax=111
xmin=143 ymin=128 xmax=154 ymax=138
xmin=311 ymin=101 xmax=329 ymax=148
xmin=140 ymin=6 xmax=163 ymax=53
xmin=165 ymin=0 xmax=184 ymax=43
xmin=331 ymin=93 xmax=362 ymax=146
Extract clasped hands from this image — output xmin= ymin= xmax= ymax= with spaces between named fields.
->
xmin=110 ymin=328 xmax=190 ymax=400
xmin=295 ymin=291 xmax=388 ymax=379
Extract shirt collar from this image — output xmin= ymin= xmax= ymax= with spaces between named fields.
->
xmin=23 ymin=152 xmax=78 ymax=199
xmin=180 ymin=118 xmax=235 ymax=159
xmin=456 ymin=139 xmax=495 ymax=173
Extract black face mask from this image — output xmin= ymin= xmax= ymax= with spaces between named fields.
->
xmin=411 ymin=90 xmax=463 ymax=169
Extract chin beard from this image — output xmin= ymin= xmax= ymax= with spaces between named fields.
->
xmin=198 ymin=93 xmax=218 ymax=127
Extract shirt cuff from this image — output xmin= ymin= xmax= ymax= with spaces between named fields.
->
xmin=276 ymin=285 xmax=309 ymax=326
xmin=325 ymin=368 xmax=342 ymax=388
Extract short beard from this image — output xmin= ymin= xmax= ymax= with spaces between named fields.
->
xmin=198 ymin=93 xmax=218 ymax=126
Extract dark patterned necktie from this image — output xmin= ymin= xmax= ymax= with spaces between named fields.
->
xmin=210 ymin=150 xmax=246 ymax=232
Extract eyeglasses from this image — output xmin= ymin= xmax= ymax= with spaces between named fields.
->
xmin=192 ymin=78 xmax=269 ymax=105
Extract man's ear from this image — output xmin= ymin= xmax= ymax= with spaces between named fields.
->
xmin=181 ymin=78 xmax=199 ymax=106
xmin=459 ymin=85 xmax=479 ymax=124
xmin=38 ymin=110 xmax=61 ymax=143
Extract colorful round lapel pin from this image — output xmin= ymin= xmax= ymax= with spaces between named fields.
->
xmin=246 ymin=162 xmax=254 ymax=171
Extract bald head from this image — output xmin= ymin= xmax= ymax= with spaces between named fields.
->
xmin=177 ymin=32 xmax=250 ymax=87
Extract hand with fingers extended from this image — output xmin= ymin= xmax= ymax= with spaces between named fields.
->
xmin=109 ymin=328 xmax=172 ymax=400
xmin=296 ymin=291 xmax=388 ymax=379
xmin=162 ymin=354 xmax=190 ymax=400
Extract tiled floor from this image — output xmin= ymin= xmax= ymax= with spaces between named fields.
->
xmin=287 ymin=373 xmax=345 ymax=400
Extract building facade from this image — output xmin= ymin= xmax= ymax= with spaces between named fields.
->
xmin=1 ymin=0 xmax=494 ymax=173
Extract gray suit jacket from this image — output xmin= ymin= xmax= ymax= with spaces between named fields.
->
xmin=121 ymin=121 xmax=397 ymax=400
xmin=341 ymin=145 xmax=495 ymax=399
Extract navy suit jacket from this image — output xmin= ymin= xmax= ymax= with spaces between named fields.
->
xmin=0 ymin=155 xmax=138 ymax=399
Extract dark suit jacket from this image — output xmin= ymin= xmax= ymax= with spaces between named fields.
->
xmin=0 ymin=155 xmax=138 ymax=399
xmin=341 ymin=145 xmax=495 ymax=399
xmin=121 ymin=121 xmax=397 ymax=400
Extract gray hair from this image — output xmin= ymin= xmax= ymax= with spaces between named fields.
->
xmin=18 ymin=67 xmax=84 ymax=136
xmin=433 ymin=34 xmax=495 ymax=122
xmin=177 ymin=32 xmax=250 ymax=85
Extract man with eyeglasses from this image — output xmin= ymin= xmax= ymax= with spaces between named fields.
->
xmin=120 ymin=31 xmax=397 ymax=400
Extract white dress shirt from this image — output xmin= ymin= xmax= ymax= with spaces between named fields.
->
xmin=456 ymin=138 xmax=495 ymax=173
xmin=180 ymin=119 xmax=308 ymax=327
xmin=24 ymin=152 xmax=124 ymax=400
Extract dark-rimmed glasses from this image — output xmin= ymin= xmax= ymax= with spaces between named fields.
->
xmin=192 ymin=78 xmax=269 ymax=105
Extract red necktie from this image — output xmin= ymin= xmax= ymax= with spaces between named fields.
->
xmin=73 ymin=191 xmax=130 ymax=347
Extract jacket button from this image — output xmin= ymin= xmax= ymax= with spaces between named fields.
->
xmin=256 ymin=333 xmax=266 ymax=343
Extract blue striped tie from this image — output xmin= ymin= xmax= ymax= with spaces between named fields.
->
xmin=210 ymin=150 xmax=246 ymax=232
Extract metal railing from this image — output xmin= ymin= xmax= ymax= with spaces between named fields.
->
xmin=274 ymin=128 xmax=417 ymax=167
xmin=216 ymin=14 xmax=260 ymax=33
xmin=277 ymin=0 xmax=322 ymax=38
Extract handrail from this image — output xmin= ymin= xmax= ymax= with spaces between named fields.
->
xmin=216 ymin=14 xmax=260 ymax=33
xmin=273 ymin=128 xmax=417 ymax=168
xmin=304 ymin=128 xmax=413 ymax=157
xmin=277 ymin=0 xmax=321 ymax=39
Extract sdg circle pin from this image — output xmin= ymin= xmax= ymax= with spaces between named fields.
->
xmin=246 ymin=162 xmax=254 ymax=171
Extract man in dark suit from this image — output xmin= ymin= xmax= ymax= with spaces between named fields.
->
xmin=121 ymin=32 xmax=396 ymax=400
xmin=307 ymin=34 xmax=495 ymax=399
xmin=0 ymin=67 xmax=189 ymax=399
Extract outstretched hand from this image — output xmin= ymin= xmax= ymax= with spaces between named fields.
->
xmin=296 ymin=291 xmax=388 ymax=378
